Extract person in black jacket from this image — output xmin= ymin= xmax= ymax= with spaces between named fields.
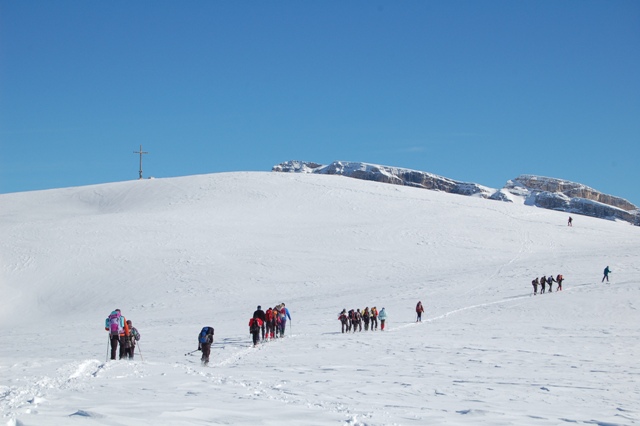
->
xmin=253 ymin=305 xmax=266 ymax=341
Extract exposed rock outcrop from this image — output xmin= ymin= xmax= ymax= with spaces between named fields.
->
xmin=273 ymin=160 xmax=639 ymax=225
xmin=273 ymin=160 xmax=493 ymax=198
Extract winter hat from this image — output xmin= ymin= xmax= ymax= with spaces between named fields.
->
xmin=257 ymin=305 xmax=261 ymax=310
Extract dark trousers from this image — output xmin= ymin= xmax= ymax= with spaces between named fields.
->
xmin=201 ymin=343 xmax=211 ymax=365
xmin=371 ymin=317 xmax=378 ymax=330
xmin=110 ymin=335 xmax=119 ymax=360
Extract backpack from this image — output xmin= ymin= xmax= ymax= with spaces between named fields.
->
xmin=108 ymin=311 xmax=122 ymax=336
xmin=557 ymin=274 xmax=563 ymax=281
xmin=198 ymin=326 xmax=214 ymax=344
xmin=249 ymin=318 xmax=262 ymax=333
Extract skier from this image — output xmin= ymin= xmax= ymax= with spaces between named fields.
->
xmin=556 ymin=274 xmax=564 ymax=291
xmin=105 ymin=309 xmax=125 ymax=360
xmin=370 ymin=307 xmax=378 ymax=331
xmin=532 ymin=277 xmax=539 ymax=295
xmin=416 ymin=301 xmax=424 ymax=322
xmin=540 ymin=276 xmax=547 ymax=294
xmin=378 ymin=308 xmax=387 ymax=331
xmin=198 ymin=326 xmax=214 ymax=366
xmin=253 ymin=305 xmax=266 ymax=341
xmin=602 ymin=266 xmax=612 ymax=283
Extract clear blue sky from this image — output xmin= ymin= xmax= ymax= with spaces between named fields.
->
xmin=1 ymin=1 xmax=639 ymax=205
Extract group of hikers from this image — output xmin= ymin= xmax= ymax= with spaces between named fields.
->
xmin=107 ymin=264 xmax=614 ymax=367
xmin=531 ymin=274 xmax=564 ymax=295
xmin=338 ymin=306 xmax=387 ymax=333
xmin=197 ymin=303 xmax=293 ymax=365
xmin=104 ymin=309 xmax=142 ymax=360
xmin=249 ymin=303 xmax=292 ymax=347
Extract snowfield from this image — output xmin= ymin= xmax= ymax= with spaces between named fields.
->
xmin=1 ymin=172 xmax=639 ymax=425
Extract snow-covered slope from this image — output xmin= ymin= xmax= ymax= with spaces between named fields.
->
xmin=1 ymin=172 xmax=639 ymax=425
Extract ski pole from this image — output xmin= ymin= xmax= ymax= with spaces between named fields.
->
xmin=184 ymin=349 xmax=200 ymax=356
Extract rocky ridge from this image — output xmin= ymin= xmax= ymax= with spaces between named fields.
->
xmin=273 ymin=160 xmax=639 ymax=225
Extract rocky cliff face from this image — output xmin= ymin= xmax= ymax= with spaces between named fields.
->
xmin=273 ymin=160 xmax=494 ymax=197
xmin=509 ymin=175 xmax=636 ymax=211
xmin=273 ymin=161 xmax=639 ymax=225
xmin=504 ymin=175 xmax=638 ymax=224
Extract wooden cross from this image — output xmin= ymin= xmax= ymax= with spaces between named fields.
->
xmin=133 ymin=145 xmax=149 ymax=179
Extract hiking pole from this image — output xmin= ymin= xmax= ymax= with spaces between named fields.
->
xmin=184 ymin=349 xmax=200 ymax=356
xmin=106 ymin=335 xmax=110 ymax=362
xmin=137 ymin=342 xmax=144 ymax=362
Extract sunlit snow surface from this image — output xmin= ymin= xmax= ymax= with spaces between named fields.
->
xmin=1 ymin=172 xmax=639 ymax=425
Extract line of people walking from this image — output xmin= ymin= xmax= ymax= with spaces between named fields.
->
xmin=338 ymin=307 xmax=387 ymax=333
xmin=531 ymin=274 xmax=564 ymax=295
xmin=250 ymin=303 xmax=291 ymax=346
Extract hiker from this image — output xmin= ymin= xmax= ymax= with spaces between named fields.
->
xmin=198 ymin=326 xmax=214 ymax=366
xmin=540 ymin=276 xmax=547 ymax=294
xmin=556 ymin=274 xmax=564 ymax=291
xmin=354 ymin=309 xmax=363 ymax=332
xmin=363 ymin=307 xmax=371 ymax=331
xmin=127 ymin=320 xmax=141 ymax=359
xmin=253 ymin=305 xmax=266 ymax=341
xmin=370 ymin=307 xmax=378 ymax=331
xmin=416 ymin=301 xmax=424 ymax=322
xmin=105 ymin=309 xmax=125 ymax=360
xmin=249 ymin=317 xmax=263 ymax=346
xmin=265 ymin=307 xmax=276 ymax=339
xmin=118 ymin=317 xmax=131 ymax=359
xmin=338 ymin=309 xmax=349 ymax=333
xmin=568 ymin=216 xmax=573 ymax=226
xmin=347 ymin=309 xmax=355 ymax=332
xmin=378 ymin=308 xmax=387 ymax=331
xmin=602 ymin=266 xmax=611 ymax=283
xmin=546 ymin=275 xmax=556 ymax=293
xmin=532 ymin=277 xmax=539 ymax=295
xmin=278 ymin=303 xmax=292 ymax=336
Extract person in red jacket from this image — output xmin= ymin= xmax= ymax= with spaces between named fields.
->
xmin=416 ymin=301 xmax=424 ymax=322
xmin=249 ymin=318 xmax=263 ymax=346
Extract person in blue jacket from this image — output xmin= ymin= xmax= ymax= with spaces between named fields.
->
xmin=602 ymin=266 xmax=612 ymax=283
xmin=378 ymin=308 xmax=387 ymax=331
xmin=279 ymin=303 xmax=292 ymax=336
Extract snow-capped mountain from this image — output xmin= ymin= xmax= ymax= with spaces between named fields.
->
xmin=273 ymin=160 xmax=639 ymax=225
